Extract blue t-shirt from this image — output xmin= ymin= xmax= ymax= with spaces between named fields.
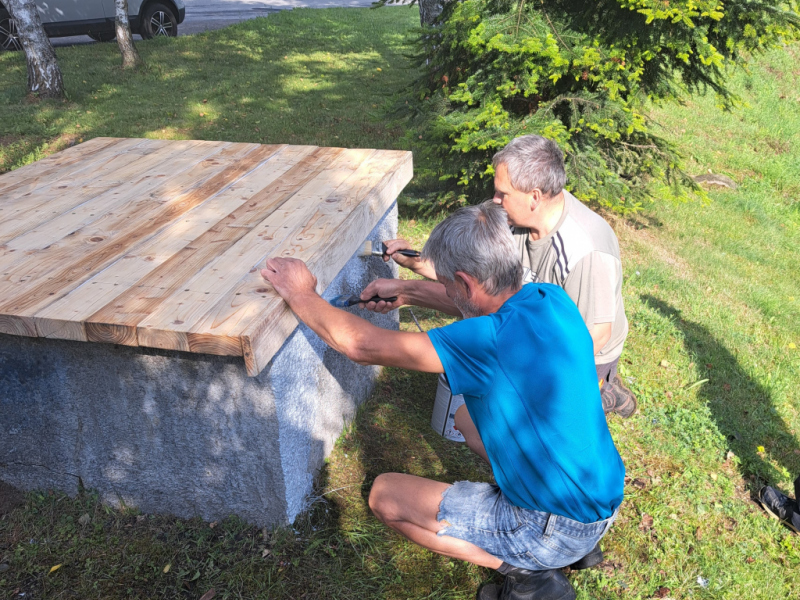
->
xmin=428 ymin=283 xmax=624 ymax=523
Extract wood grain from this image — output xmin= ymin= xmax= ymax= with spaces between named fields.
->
xmin=0 ymin=138 xmax=413 ymax=376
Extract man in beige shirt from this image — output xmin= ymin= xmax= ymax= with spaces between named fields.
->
xmin=360 ymin=135 xmax=636 ymax=417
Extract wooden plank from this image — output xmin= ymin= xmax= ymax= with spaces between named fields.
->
xmin=239 ymin=151 xmax=413 ymax=375
xmin=30 ymin=143 xmax=289 ymax=342
xmin=77 ymin=144 xmax=321 ymax=348
xmin=135 ymin=148 xmax=376 ymax=354
xmin=0 ymin=142 xmax=273 ymax=336
xmin=0 ymin=139 xmax=211 ymax=255
xmin=36 ymin=144 xmax=308 ymax=343
xmin=0 ymin=137 xmax=148 ymax=220
xmin=0 ymin=137 xmax=126 ymax=195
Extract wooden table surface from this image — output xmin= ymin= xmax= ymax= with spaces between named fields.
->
xmin=0 ymin=138 xmax=413 ymax=376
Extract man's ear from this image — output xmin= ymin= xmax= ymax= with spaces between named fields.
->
xmin=454 ymin=271 xmax=479 ymax=298
xmin=529 ymin=188 xmax=543 ymax=209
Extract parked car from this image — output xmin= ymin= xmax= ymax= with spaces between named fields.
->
xmin=0 ymin=0 xmax=186 ymax=51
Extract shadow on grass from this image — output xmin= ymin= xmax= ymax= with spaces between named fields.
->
xmin=641 ymin=294 xmax=800 ymax=490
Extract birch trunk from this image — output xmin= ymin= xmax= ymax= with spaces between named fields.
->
xmin=4 ymin=0 xmax=64 ymax=99
xmin=418 ymin=0 xmax=448 ymax=26
xmin=115 ymin=0 xmax=143 ymax=69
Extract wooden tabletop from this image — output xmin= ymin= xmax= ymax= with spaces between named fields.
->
xmin=0 ymin=138 xmax=413 ymax=376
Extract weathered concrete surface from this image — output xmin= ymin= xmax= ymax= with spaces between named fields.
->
xmin=0 ymin=203 xmax=398 ymax=526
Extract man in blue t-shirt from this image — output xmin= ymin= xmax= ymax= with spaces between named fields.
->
xmin=262 ymin=202 xmax=625 ymax=600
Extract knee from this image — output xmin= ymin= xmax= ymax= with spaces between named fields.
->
xmin=368 ymin=473 xmax=395 ymax=522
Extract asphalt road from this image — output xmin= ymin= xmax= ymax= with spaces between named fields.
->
xmin=52 ymin=0 xmax=379 ymax=48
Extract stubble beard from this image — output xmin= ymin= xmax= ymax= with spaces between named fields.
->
xmin=453 ymin=291 xmax=483 ymax=319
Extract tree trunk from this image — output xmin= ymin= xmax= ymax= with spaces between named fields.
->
xmin=4 ymin=0 xmax=64 ymax=99
xmin=418 ymin=0 xmax=448 ymax=26
xmin=115 ymin=0 xmax=143 ymax=69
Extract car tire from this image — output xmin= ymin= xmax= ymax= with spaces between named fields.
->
xmin=88 ymin=31 xmax=117 ymax=43
xmin=0 ymin=12 xmax=22 ymax=52
xmin=140 ymin=2 xmax=178 ymax=39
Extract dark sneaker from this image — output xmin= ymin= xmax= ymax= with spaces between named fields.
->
xmin=568 ymin=543 xmax=603 ymax=570
xmin=477 ymin=567 xmax=576 ymax=600
xmin=601 ymin=375 xmax=637 ymax=418
xmin=759 ymin=486 xmax=800 ymax=533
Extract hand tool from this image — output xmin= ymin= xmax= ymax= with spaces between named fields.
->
xmin=329 ymin=294 xmax=398 ymax=308
xmin=357 ymin=241 xmax=420 ymax=258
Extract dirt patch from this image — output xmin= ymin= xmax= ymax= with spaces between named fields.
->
xmin=0 ymin=134 xmax=25 ymax=147
xmin=0 ymin=480 xmax=25 ymax=516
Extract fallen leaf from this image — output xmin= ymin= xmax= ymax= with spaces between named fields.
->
xmin=78 ymin=513 xmax=91 ymax=526
xmin=723 ymin=383 xmax=731 ymax=391
xmin=632 ymin=478 xmax=647 ymax=489
xmin=49 ymin=564 xmax=62 ymax=573
xmin=209 ymin=522 xmax=217 ymax=529
xmin=261 ymin=548 xmax=271 ymax=558
xmin=757 ymin=445 xmax=765 ymax=453
xmin=746 ymin=556 xmax=755 ymax=563
xmin=660 ymin=360 xmax=670 ymax=368
xmin=199 ymin=113 xmax=206 ymax=117
xmin=654 ymin=586 xmax=671 ymax=598
xmin=199 ymin=589 xmax=216 ymax=600
xmin=163 ymin=563 xmax=171 ymax=574
xmin=202 ymin=99 xmax=208 ymax=103
xmin=639 ymin=514 xmax=654 ymax=532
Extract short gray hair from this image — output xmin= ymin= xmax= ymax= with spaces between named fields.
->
xmin=492 ymin=135 xmax=566 ymax=197
xmin=421 ymin=202 xmax=522 ymax=296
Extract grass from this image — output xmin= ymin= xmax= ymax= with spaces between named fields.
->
xmin=2 ymin=8 xmax=800 ymax=600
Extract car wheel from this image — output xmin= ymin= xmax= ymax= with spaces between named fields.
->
xmin=140 ymin=3 xmax=177 ymax=39
xmin=0 ymin=13 xmax=22 ymax=52
xmin=88 ymin=31 xmax=117 ymax=43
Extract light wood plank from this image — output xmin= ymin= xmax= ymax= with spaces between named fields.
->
xmin=77 ymin=144 xmax=323 ymax=348
xmin=0 ymin=138 xmax=148 ymax=222
xmin=0 ymin=137 xmax=126 ymax=195
xmin=238 ymin=151 xmax=413 ymax=375
xmin=34 ymin=143 xmax=306 ymax=342
xmin=135 ymin=148 xmax=376 ymax=353
xmin=0 ymin=139 xmax=211 ymax=256
xmin=0 ymin=143 xmax=275 ymax=336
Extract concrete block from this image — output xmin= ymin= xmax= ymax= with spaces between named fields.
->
xmin=0 ymin=203 xmax=399 ymax=526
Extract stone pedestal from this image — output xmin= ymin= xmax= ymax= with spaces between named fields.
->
xmin=0 ymin=204 xmax=398 ymax=526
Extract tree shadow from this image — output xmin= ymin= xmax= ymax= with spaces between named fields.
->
xmin=640 ymin=294 xmax=800 ymax=490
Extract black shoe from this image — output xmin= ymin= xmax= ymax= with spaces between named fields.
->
xmin=601 ymin=375 xmax=637 ymax=418
xmin=759 ymin=485 xmax=800 ymax=533
xmin=477 ymin=567 xmax=576 ymax=600
xmin=568 ymin=543 xmax=603 ymax=570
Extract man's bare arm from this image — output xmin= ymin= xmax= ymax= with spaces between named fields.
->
xmin=359 ymin=279 xmax=463 ymax=317
xmin=262 ymin=258 xmax=444 ymax=373
xmin=590 ymin=322 xmax=612 ymax=355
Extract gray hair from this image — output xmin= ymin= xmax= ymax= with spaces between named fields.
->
xmin=492 ymin=135 xmax=566 ymax=197
xmin=421 ymin=202 xmax=522 ymax=296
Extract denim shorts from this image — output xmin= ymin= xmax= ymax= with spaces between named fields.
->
xmin=437 ymin=481 xmax=617 ymax=571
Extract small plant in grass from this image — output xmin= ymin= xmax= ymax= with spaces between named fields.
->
xmin=406 ymin=0 xmax=800 ymax=213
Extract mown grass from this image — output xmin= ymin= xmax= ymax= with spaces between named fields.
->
xmin=2 ymin=7 xmax=800 ymax=600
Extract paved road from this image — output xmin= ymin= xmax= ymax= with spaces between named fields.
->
xmin=52 ymin=0 xmax=380 ymax=48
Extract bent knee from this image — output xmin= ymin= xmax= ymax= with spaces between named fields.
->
xmin=368 ymin=473 xmax=397 ymax=521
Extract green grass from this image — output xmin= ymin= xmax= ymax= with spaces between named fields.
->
xmin=2 ymin=9 xmax=800 ymax=600
xmin=0 ymin=7 xmax=419 ymax=173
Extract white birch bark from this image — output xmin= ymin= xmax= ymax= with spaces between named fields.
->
xmin=115 ymin=0 xmax=143 ymax=69
xmin=4 ymin=0 xmax=64 ymax=99
xmin=418 ymin=0 xmax=448 ymax=25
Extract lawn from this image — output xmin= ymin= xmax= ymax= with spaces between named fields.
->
xmin=1 ymin=7 xmax=800 ymax=600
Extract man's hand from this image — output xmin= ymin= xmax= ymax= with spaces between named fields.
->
xmin=382 ymin=239 xmax=437 ymax=280
xmin=359 ymin=278 xmax=406 ymax=313
xmin=261 ymin=257 xmax=318 ymax=304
